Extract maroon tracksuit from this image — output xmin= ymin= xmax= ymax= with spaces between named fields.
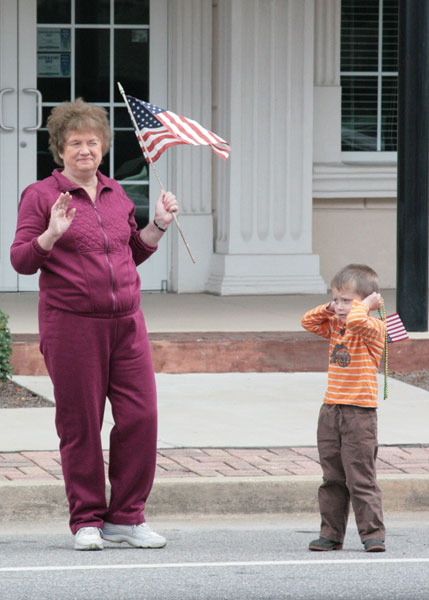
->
xmin=11 ymin=169 xmax=158 ymax=533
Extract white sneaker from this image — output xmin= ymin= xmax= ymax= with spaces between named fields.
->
xmin=101 ymin=522 xmax=167 ymax=548
xmin=74 ymin=527 xmax=104 ymax=551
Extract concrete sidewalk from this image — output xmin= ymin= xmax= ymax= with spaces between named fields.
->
xmin=1 ymin=372 xmax=429 ymax=521
xmin=2 ymin=373 xmax=429 ymax=450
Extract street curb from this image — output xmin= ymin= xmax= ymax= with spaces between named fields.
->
xmin=1 ymin=475 xmax=429 ymax=522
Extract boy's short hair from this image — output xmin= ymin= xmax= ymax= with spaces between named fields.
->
xmin=330 ymin=264 xmax=380 ymax=298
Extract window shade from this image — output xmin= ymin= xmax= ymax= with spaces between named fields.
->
xmin=341 ymin=0 xmax=398 ymax=152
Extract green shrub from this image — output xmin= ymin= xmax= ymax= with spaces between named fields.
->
xmin=0 ymin=309 xmax=13 ymax=380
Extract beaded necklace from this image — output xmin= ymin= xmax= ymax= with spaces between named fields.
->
xmin=378 ymin=297 xmax=388 ymax=400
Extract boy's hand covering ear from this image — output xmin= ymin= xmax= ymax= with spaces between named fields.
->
xmin=362 ymin=292 xmax=382 ymax=312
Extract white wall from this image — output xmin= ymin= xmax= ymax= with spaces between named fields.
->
xmin=313 ymin=198 xmax=397 ymax=288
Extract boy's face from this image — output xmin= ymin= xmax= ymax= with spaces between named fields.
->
xmin=331 ymin=287 xmax=363 ymax=323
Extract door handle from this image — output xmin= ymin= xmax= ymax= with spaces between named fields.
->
xmin=23 ymin=88 xmax=42 ymax=131
xmin=0 ymin=88 xmax=14 ymax=131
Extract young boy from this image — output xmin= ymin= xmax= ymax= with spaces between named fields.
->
xmin=301 ymin=264 xmax=386 ymax=553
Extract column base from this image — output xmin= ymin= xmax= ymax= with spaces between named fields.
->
xmin=206 ymin=253 xmax=327 ymax=295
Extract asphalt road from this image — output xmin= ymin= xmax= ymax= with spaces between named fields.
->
xmin=1 ymin=514 xmax=428 ymax=600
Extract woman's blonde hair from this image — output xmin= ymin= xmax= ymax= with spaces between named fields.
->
xmin=47 ymin=98 xmax=112 ymax=165
xmin=330 ymin=264 xmax=380 ymax=298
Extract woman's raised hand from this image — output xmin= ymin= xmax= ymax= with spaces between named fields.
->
xmin=48 ymin=192 xmax=76 ymax=239
xmin=38 ymin=192 xmax=76 ymax=251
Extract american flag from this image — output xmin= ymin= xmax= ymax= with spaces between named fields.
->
xmin=126 ymin=95 xmax=231 ymax=163
xmin=386 ymin=313 xmax=408 ymax=343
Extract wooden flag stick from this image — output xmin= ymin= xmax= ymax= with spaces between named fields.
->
xmin=117 ymin=82 xmax=196 ymax=264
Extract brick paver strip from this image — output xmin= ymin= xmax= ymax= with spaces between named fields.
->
xmin=0 ymin=447 xmax=428 ymax=481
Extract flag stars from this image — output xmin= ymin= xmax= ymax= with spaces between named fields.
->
xmin=127 ymin=95 xmax=164 ymax=130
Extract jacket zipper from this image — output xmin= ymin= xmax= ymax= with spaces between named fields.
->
xmin=93 ymin=202 xmax=117 ymax=313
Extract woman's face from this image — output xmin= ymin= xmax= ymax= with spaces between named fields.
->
xmin=60 ymin=129 xmax=103 ymax=180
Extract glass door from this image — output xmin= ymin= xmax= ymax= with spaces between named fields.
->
xmin=0 ymin=0 xmax=19 ymax=290
xmin=0 ymin=0 xmax=168 ymax=291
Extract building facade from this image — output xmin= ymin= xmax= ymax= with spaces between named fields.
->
xmin=0 ymin=0 xmax=397 ymax=294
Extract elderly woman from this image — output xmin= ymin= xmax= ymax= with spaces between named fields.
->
xmin=11 ymin=99 xmax=177 ymax=551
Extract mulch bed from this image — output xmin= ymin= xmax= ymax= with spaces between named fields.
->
xmin=0 ymin=379 xmax=53 ymax=408
xmin=389 ymin=371 xmax=429 ymax=392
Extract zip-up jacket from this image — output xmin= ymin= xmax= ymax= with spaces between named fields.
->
xmin=10 ymin=169 xmax=157 ymax=317
xmin=301 ymin=300 xmax=386 ymax=408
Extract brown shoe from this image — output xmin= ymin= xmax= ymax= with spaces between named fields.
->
xmin=364 ymin=539 xmax=385 ymax=552
xmin=309 ymin=536 xmax=343 ymax=551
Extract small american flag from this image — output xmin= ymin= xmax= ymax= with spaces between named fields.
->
xmin=386 ymin=313 xmax=408 ymax=342
xmin=126 ymin=96 xmax=231 ymax=163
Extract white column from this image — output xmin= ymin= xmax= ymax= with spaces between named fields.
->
xmin=167 ymin=0 xmax=213 ymax=292
xmin=313 ymin=0 xmax=341 ymax=163
xmin=207 ymin=0 xmax=326 ymax=294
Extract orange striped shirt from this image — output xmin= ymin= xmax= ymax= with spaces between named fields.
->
xmin=301 ymin=300 xmax=386 ymax=408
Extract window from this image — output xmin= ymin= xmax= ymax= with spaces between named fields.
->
xmin=341 ymin=0 xmax=398 ymax=153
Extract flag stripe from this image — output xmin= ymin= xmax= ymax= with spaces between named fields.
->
xmin=388 ymin=333 xmax=408 ymax=341
xmin=165 ymin=111 xmax=228 ymax=148
xmin=157 ymin=113 xmax=199 ymax=145
xmin=138 ymin=130 xmax=183 ymax=162
xmin=385 ymin=313 xmax=408 ymax=342
xmin=143 ymin=131 xmax=181 ymax=154
xmin=164 ymin=113 xmax=211 ymax=145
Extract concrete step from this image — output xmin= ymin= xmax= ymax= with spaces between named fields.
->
xmin=11 ymin=332 xmax=429 ymax=375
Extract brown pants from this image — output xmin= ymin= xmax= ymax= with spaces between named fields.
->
xmin=317 ymin=403 xmax=385 ymax=544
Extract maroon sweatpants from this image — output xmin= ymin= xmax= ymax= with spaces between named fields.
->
xmin=317 ymin=403 xmax=385 ymax=544
xmin=39 ymin=303 xmax=157 ymax=534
